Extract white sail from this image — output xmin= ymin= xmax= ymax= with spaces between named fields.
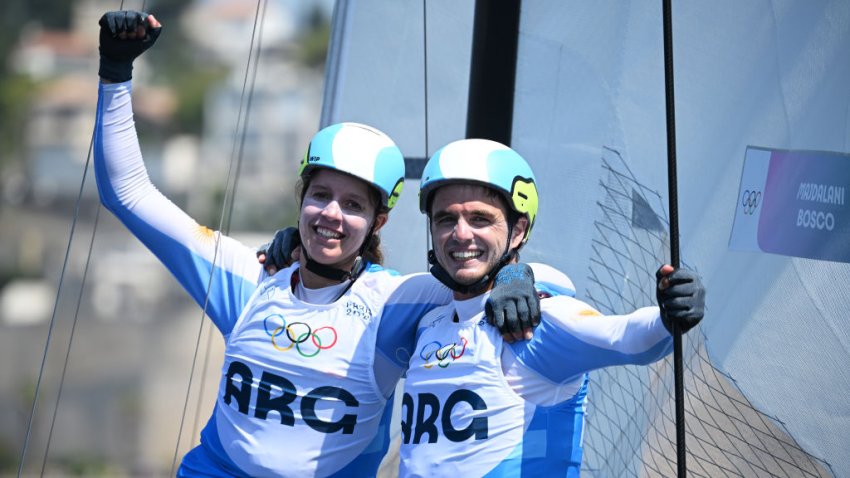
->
xmin=321 ymin=1 xmax=849 ymax=476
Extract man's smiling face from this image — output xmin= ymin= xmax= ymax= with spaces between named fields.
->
xmin=429 ymin=184 xmax=526 ymax=296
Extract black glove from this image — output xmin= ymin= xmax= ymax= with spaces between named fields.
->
xmin=485 ymin=264 xmax=541 ymax=341
xmin=98 ymin=11 xmax=162 ymax=82
xmin=257 ymin=227 xmax=301 ymax=271
xmin=656 ymin=267 xmax=705 ymax=334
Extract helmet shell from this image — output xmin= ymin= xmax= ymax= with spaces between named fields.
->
xmin=298 ymin=122 xmax=405 ymax=210
xmin=419 ymin=138 xmax=538 ymax=244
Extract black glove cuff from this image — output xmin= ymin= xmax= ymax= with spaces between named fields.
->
xmin=98 ymin=58 xmax=133 ymax=83
xmin=494 ymin=263 xmax=535 ymax=286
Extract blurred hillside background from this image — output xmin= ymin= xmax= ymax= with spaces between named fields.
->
xmin=0 ymin=0 xmax=332 ymax=475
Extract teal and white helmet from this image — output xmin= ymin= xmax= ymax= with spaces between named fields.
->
xmin=419 ymin=138 xmax=539 ymax=244
xmin=298 ymin=122 xmax=405 ymax=211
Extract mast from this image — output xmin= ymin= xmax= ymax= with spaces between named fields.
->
xmin=466 ymin=0 xmax=521 ymax=144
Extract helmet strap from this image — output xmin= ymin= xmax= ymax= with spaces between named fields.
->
xmin=303 ymin=253 xmax=362 ymax=282
xmin=302 ymin=223 xmax=376 ymax=283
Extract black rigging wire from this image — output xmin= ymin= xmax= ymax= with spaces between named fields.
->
xmin=661 ymin=0 xmax=686 ymax=476
xmin=40 ymin=206 xmax=102 ymax=477
xmin=187 ymin=0 xmax=269 ymax=446
xmin=16 ymin=135 xmax=97 ymax=478
xmin=168 ymin=0 xmax=267 ymax=474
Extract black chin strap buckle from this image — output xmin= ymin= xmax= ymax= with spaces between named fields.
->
xmin=427 ymin=250 xmax=438 ymax=266
xmin=348 ymin=256 xmax=363 ymax=280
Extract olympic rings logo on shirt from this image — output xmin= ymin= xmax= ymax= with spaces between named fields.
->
xmin=263 ymin=314 xmax=338 ymax=358
xmin=419 ymin=337 xmax=468 ymax=369
xmin=742 ymin=189 xmax=762 ymax=215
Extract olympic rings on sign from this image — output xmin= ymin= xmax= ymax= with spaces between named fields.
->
xmin=263 ymin=314 xmax=338 ymax=358
xmin=742 ymin=189 xmax=761 ymax=215
xmin=419 ymin=337 xmax=468 ymax=369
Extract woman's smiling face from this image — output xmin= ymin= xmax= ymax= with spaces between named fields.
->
xmin=298 ymin=168 xmax=386 ymax=271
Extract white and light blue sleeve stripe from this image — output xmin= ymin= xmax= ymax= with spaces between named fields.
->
xmin=509 ymin=297 xmax=673 ymax=384
xmin=375 ymin=273 xmax=452 ymax=368
xmin=94 ymin=82 xmax=263 ymax=335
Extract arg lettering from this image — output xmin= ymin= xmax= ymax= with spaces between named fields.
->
xmin=224 ymin=360 xmax=359 ymax=434
xmin=400 ymin=390 xmax=488 ymax=444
